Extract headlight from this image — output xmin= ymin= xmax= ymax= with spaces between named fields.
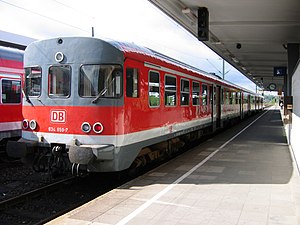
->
xmin=29 ymin=120 xmax=37 ymax=130
xmin=81 ymin=122 xmax=91 ymax=133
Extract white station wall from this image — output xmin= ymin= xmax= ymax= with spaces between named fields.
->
xmin=292 ymin=62 xmax=300 ymax=164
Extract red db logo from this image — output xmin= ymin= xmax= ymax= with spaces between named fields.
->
xmin=51 ymin=110 xmax=66 ymax=123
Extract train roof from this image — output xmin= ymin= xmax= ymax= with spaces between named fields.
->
xmin=0 ymin=46 xmax=24 ymax=62
xmin=109 ymin=39 xmax=260 ymax=96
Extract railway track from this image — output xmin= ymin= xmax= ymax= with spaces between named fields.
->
xmin=0 ymin=162 xmax=166 ymax=225
xmin=0 ymin=172 xmax=129 ymax=225
xmin=0 ymin=176 xmax=76 ymax=225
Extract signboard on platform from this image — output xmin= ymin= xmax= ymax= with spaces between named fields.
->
xmin=273 ymin=67 xmax=287 ymax=76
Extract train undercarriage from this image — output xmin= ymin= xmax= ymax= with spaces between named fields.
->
xmin=7 ymin=125 xmax=213 ymax=178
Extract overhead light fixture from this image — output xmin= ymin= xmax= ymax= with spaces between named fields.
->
xmin=181 ymin=6 xmax=197 ymax=25
xmin=182 ymin=8 xmax=191 ymax=14
xmin=232 ymin=57 xmax=239 ymax=63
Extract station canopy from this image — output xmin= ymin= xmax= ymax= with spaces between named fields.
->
xmin=149 ymin=0 xmax=300 ymax=92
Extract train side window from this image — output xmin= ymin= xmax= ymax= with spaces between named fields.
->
xmin=1 ymin=79 xmax=21 ymax=104
xmin=126 ymin=68 xmax=139 ymax=98
xmin=165 ymin=75 xmax=176 ymax=106
xmin=202 ymin=84 xmax=207 ymax=105
xmin=209 ymin=86 xmax=213 ymax=105
xmin=213 ymin=86 xmax=216 ymax=105
xmin=25 ymin=67 xmax=42 ymax=97
xmin=236 ymin=92 xmax=240 ymax=104
xmin=49 ymin=65 xmax=71 ymax=98
xmin=149 ymin=71 xmax=160 ymax=107
xmin=225 ymin=90 xmax=230 ymax=104
xmin=180 ymin=78 xmax=189 ymax=106
xmin=231 ymin=92 xmax=235 ymax=105
xmin=192 ymin=81 xmax=200 ymax=106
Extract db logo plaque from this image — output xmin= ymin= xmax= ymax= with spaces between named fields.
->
xmin=51 ymin=110 xmax=66 ymax=123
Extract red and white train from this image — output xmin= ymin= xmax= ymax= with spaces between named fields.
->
xmin=0 ymin=46 xmax=24 ymax=144
xmin=7 ymin=37 xmax=263 ymax=175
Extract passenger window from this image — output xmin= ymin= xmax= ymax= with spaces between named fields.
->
xmin=180 ymin=79 xmax=189 ymax=106
xmin=192 ymin=81 xmax=200 ymax=106
xmin=165 ymin=75 xmax=176 ymax=106
xmin=1 ymin=79 xmax=21 ymax=104
xmin=202 ymin=84 xmax=207 ymax=106
xmin=225 ymin=91 xmax=230 ymax=104
xmin=213 ymin=86 xmax=216 ymax=105
xmin=49 ymin=65 xmax=71 ymax=98
xmin=25 ymin=67 xmax=42 ymax=97
xmin=230 ymin=92 xmax=235 ymax=105
xmin=236 ymin=92 xmax=240 ymax=104
xmin=126 ymin=68 xmax=139 ymax=98
xmin=149 ymin=71 xmax=160 ymax=107
xmin=209 ymin=86 xmax=213 ymax=105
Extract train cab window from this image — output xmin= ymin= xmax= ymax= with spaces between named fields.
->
xmin=126 ymin=68 xmax=139 ymax=98
xmin=149 ymin=71 xmax=160 ymax=107
xmin=48 ymin=65 xmax=71 ymax=98
xmin=202 ymin=84 xmax=208 ymax=105
xmin=79 ymin=65 xmax=122 ymax=98
xmin=180 ymin=79 xmax=189 ymax=106
xmin=25 ymin=67 xmax=42 ymax=97
xmin=165 ymin=75 xmax=176 ymax=106
xmin=1 ymin=79 xmax=21 ymax=104
xmin=192 ymin=81 xmax=200 ymax=106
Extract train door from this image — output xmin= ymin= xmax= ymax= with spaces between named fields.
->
xmin=124 ymin=58 xmax=143 ymax=133
xmin=239 ymin=91 xmax=243 ymax=119
xmin=209 ymin=85 xmax=214 ymax=131
xmin=216 ymin=85 xmax=221 ymax=128
xmin=248 ymin=94 xmax=251 ymax=114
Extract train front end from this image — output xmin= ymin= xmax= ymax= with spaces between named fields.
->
xmin=7 ymin=37 xmax=126 ymax=175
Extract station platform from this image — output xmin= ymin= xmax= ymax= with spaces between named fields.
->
xmin=47 ymin=107 xmax=300 ymax=225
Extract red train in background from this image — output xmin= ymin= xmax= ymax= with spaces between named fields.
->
xmin=7 ymin=37 xmax=263 ymax=176
xmin=0 ymin=46 xmax=24 ymax=145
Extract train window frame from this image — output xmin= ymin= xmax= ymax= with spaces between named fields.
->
xmin=192 ymin=81 xmax=200 ymax=106
xmin=48 ymin=65 xmax=71 ymax=98
xmin=180 ymin=78 xmax=190 ymax=106
xmin=164 ymin=74 xmax=177 ymax=107
xmin=202 ymin=84 xmax=208 ymax=106
xmin=126 ymin=68 xmax=139 ymax=98
xmin=25 ymin=66 xmax=42 ymax=97
xmin=79 ymin=64 xmax=123 ymax=99
xmin=148 ymin=70 xmax=160 ymax=108
xmin=0 ymin=78 xmax=21 ymax=104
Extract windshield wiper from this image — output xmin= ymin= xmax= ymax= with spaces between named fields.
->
xmin=22 ymin=89 xmax=32 ymax=104
xmin=91 ymin=88 xmax=108 ymax=104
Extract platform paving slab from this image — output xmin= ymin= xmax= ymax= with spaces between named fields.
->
xmin=47 ymin=108 xmax=300 ymax=225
